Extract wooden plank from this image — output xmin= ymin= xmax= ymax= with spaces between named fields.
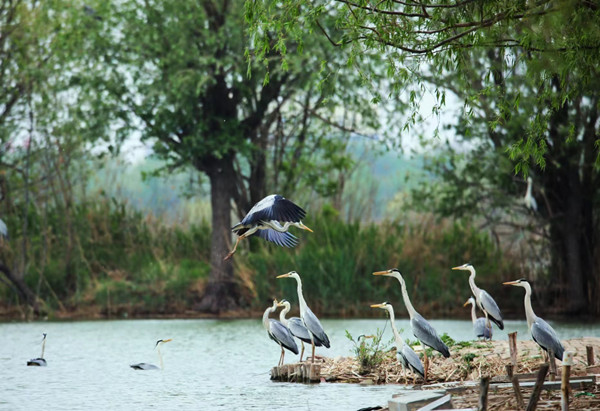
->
xmin=493 ymin=377 xmax=595 ymax=391
xmin=587 ymin=346 xmax=595 ymax=366
xmin=506 ymin=363 xmax=524 ymax=408
xmin=479 ymin=377 xmax=490 ymax=411
xmin=508 ymin=332 xmax=518 ymax=367
xmin=416 ymin=394 xmax=453 ymax=411
xmin=526 ymin=363 xmax=549 ymax=411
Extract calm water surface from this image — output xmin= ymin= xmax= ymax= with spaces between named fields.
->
xmin=2 ymin=318 xmax=599 ymax=410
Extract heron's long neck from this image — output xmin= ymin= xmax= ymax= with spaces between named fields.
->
xmin=263 ymin=306 xmax=275 ymax=330
xmin=279 ymin=304 xmax=290 ymax=326
xmin=526 ymin=179 xmax=533 ymax=197
xmin=470 ymin=303 xmax=478 ymax=324
xmin=295 ymin=277 xmax=308 ymax=314
xmin=41 ymin=338 xmax=46 ymax=358
xmin=158 ymin=345 xmax=164 ymax=370
xmin=387 ymin=307 xmax=405 ymax=348
xmin=271 ymin=221 xmax=292 ymax=232
xmin=395 ymin=274 xmax=417 ymax=319
xmin=467 ymin=267 xmax=481 ymax=298
xmin=522 ymin=283 xmax=536 ymax=329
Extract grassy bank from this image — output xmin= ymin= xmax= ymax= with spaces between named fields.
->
xmin=0 ymin=200 xmax=523 ymax=319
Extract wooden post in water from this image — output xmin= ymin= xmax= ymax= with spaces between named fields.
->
xmin=586 ymin=346 xmax=595 ymax=366
xmin=508 ymin=332 xmax=518 ymax=368
xmin=549 ymin=350 xmax=557 ymax=381
xmin=526 ymin=363 xmax=549 ymax=411
xmin=478 ymin=376 xmax=490 ymax=411
xmin=561 ymin=351 xmax=574 ymax=411
xmin=506 ymin=364 xmax=524 ymax=409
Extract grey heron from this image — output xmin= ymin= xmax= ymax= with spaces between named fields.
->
xmin=27 ymin=333 xmax=47 ymax=366
xmin=225 ymin=194 xmax=313 ymax=260
xmin=276 ymin=271 xmax=330 ymax=363
xmin=371 ymin=302 xmax=424 ymax=383
xmin=373 ymin=269 xmax=449 ymax=380
xmin=464 ymin=297 xmax=492 ymax=340
xmin=524 ymin=177 xmax=538 ymax=212
xmin=263 ymin=299 xmax=299 ymax=366
xmin=278 ymin=299 xmax=323 ymax=362
xmin=503 ymin=279 xmax=565 ymax=361
xmin=130 ymin=339 xmax=172 ymax=370
xmin=452 ymin=263 xmax=504 ymax=330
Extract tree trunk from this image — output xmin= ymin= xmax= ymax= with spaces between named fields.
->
xmin=0 ymin=262 xmax=39 ymax=313
xmin=196 ymin=155 xmax=241 ymax=313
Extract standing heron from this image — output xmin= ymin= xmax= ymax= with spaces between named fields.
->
xmin=263 ymin=299 xmax=299 ymax=367
xmin=130 ymin=339 xmax=173 ymax=370
xmin=276 ymin=271 xmax=330 ymax=363
xmin=452 ymin=263 xmax=504 ymax=330
xmin=524 ymin=177 xmax=538 ymax=212
xmin=225 ymin=194 xmax=313 ymax=260
xmin=371 ymin=302 xmax=424 ymax=383
xmin=464 ymin=297 xmax=492 ymax=340
xmin=373 ymin=269 xmax=449 ymax=380
xmin=504 ymin=279 xmax=565 ymax=361
xmin=278 ymin=299 xmax=323 ymax=362
xmin=27 ymin=333 xmax=47 ymax=366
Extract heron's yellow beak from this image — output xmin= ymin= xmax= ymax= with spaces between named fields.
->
xmin=276 ymin=301 xmax=285 ymax=307
xmin=163 ymin=338 xmax=173 ymax=343
xmin=503 ymin=280 xmax=519 ymax=285
xmin=372 ymin=270 xmax=390 ymax=276
xmin=276 ymin=273 xmax=291 ymax=279
xmin=451 ymin=266 xmax=463 ymax=270
xmin=299 ymin=223 xmax=313 ymax=233
xmin=370 ymin=303 xmax=385 ymax=308
xmin=463 ymin=300 xmax=470 ymax=307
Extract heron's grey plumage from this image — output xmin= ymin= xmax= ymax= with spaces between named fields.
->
xmin=473 ymin=318 xmax=492 ymax=340
xmin=256 ymin=228 xmax=298 ymax=247
xmin=411 ymin=313 xmax=450 ymax=358
xmin=302 ymin=306 xmax=330 ymax=348
xmin=478 ymin=289 xmax=504 ymax=330
xmin=399 ymin=344 xmax=424 ymax=378
xmin=531 ymin=318 xmax=564 ymax=361
xmin=240 ymin=194 xmax=306 ymax=226
xmin=268 ymin=319 xmax=299 ymax=355
xmin=288 ymin=317 xmax=323 ymax=346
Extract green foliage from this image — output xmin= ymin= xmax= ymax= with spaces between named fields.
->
xmin=346 ymin=329 xmax=389 ymax=374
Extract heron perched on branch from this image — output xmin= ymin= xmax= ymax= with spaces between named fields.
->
xmin=452 ymin=263 xmax=504 ymax=330
xmin=504 ymin=279 xmax=565 ymax=361
xmin=278 ymin=299 xmax=323 ymax=362
xmin=524 ymin=177 xmax=538 ymax=212
xmin=277 ymin=271 xmax=330 ymax=363
xmin=464 ymin=297 xmax=493 ymax=341
xmin=373 ymin=269 xmax=449 ymax=380
xmin=225 ymin=195 xmax=313 ymax=260
xmin=130 ymin=339 xmax=172 ymax=370
xmin=27 ymin=333 xmax=47 ymax=366
xmin=263 ymin=299 xmax=298 ymax=367
xmin=371 ymin=302 xmax=424 ymax=383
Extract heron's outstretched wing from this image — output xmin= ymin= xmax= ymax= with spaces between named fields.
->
xmin=400 ymin=345 xmax=424 ymax=377
xmin=531 ymin=317 xmax=564 ymax=361
xmin=130 ymin=362 xmax=159 ymax=370
xmin=479 ymin=289 xmax=504 ymax=330
xmin=288 ymin=317 xmax=322 ymax=346
xmin=303 ymin=307 xmax=330 ymax=348
xmin=411 ymin=314 xmax=450 ymax=357
xmin=269 ymin=319 xmax=299 ymax=354
xmin=242 ymin=194 xmax=306 ymax=225
xmin=254 ymin=229 xmax=299 ymax=248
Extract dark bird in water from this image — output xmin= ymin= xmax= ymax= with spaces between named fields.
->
xmin=27 ymin=333 xmax=47 ymax=366
xmin=504 ymin=279 xmax=565 ymax=361
xmin=452 ymin=263 xmax=504 ymax=330
xmin=130 ymin=339 xmax=172 ymax=370
xmin=225 ymin=194 xmax=312 ymax=260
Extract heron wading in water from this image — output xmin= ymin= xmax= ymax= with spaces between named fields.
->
xmin=278 ymin=299 xmax=323 ymax=362
xmin=373 ymin=269 xmax=449 ymax=381
xmin=27 ymin=333 xmax=47 ymax=366
xmin=504 ymin=279 xmax=565 ymax=361
xmin=263 ymin=299 xmax=298 ymax=366
xmin=130 ymin=339 xmax=172 ymax=370
xmin=225 ymin=194 xmax=313 ymax=260
xmin=464 ymin=297 xmax=493 ymax=340
xmin=371 ymin=302 xmax=424 ymax=383
xmin=277 ymin=271 xmax=330 ymax=363
xmin=452 ymin=263 xmax=504 ymax=331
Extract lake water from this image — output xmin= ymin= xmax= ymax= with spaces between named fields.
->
xmin=2 ymin=318 xmax=599 ymax=410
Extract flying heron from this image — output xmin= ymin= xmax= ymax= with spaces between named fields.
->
xmin=263 ymin=299 xmax=299 ymax=367
xmin=373 ymin=269 xmax=449 ymax=380
xmin=371 ymin=302 xmax=424 ymax=383
xmin=225 ymin=194 xmax=313 ymax=260
xmin=452 ymin=263 xmax=504 ymax=330
xmin=278 ymin=299 xmax=323 ymax=362
xmin=130 ymin=339 xmax=172 ymax=370
xmin=276 ymin=271 xmax=330 ymax=363
xmin=27 ymin=333 xmax=47 ymax=366
xmin=464 ymin=297 xmax=493 ymax=340
xmin=504 ymin=279 xmax=565 ymax=361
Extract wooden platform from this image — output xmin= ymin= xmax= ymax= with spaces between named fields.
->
xmin=271 ymin=362 xmax=322 ymax=383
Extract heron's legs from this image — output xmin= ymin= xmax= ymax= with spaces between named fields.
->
xmin=311 ymin=340 xmax=316 ymax=363
xmin=299 ymin=341 xmax=305 ymax=362
xmin=423 ymin=349 xmax=429 ymax=382
xmin=224 ymin=235 xmax=247 ymax=261
xmin=279 ymin=346 xmax=285 ymax=367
